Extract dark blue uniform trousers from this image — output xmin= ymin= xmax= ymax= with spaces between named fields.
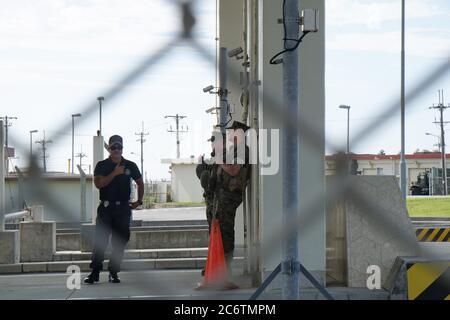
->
xmin=90 ymin=203 xmax=131 ymax=273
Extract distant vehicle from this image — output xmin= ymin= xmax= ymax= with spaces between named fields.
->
xmin=410 ymin=171 xmax=430 ymax=196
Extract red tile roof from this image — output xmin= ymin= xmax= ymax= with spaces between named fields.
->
xmin=325 ymin=153 xmax=449 ymax=161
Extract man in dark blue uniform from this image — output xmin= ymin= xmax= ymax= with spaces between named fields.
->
xmin=84 ymin=135 xmax=144 ymax=284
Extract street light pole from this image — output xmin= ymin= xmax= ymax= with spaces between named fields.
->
xmin=71 ymin=113 xmax=82 ymax=174
xmin=400 ymin=0 xmax=407 ymax=200
xmin=29 ymin=130 xmax=38 ymax=157
xmin=339 ymin=105 xmax=351 ymax=153
xmin=97 ymin=97 xmax=104 ymax=135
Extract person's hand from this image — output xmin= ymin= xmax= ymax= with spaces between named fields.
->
xmin=129 ymin=201 xmax=140 ymax=209
xmin=113 ymin=163 xmax=125 ymax=176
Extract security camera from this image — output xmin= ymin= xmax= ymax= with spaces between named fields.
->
xmin=228 ymin=47 xmax=243 ymax=58
xmin=203 ymin=85 xmax=214 ymax=93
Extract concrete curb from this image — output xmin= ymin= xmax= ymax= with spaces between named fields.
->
xmin=0 ymin=257 xmax=246 ymax=274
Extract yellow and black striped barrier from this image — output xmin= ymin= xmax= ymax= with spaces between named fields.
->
xmin=415 ymin=227 xmax=450 ymax=242
xmin=407 ymin=262 xmax=450 ymax=300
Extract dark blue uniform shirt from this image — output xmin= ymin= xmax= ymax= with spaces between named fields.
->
xmin=94 ymin=157 xmax=142 ymax=202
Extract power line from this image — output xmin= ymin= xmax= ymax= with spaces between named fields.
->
xmin=165 ymin=114 xmax=188 ymax=158
xmin=0 ymin=115 xmax=17 ymax=173
xmin=35 ymin=131 xmax=53 ymax=173
xmin=135 ymin=122 xmax=149 ymax=175
xmin=75 ymin=145 xmax=87 ymax=172
xmin=429 ymin=89 xmax=450 ymax=195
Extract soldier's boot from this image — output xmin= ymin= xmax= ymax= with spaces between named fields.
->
xmin=224 ymin=251 xmax=234 ymax=277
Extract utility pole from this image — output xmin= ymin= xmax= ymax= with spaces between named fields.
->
xmin=430 ymin=90 xmax=450 ymax=195
xmin=0 ymin=116 xmax=17 ymax=174
xmin=35 ymin=131 xmax=52 ymax=172
xmin=165 ymin=114 xmax=188 ymax=158
xmin=135 ymin=122 xmax=149 ymax=175
xmin=76 ymin=145 xmax=87 ymax=171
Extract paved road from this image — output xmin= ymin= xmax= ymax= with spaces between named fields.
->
xmin=0 ymin=270 xmax=260 ymax=300
xmin=132 ymin=207 xmax=206 ymax=222
xmin=0 ymin=269 xmax=392 ymax=300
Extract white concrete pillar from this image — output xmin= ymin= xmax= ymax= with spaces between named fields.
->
xmin=219 ymin=0 xmax=245 ymax=248
xmin=92 ymin=135 xmax=104 ymax=223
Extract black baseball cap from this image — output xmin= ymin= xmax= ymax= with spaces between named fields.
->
xmin=108 ymin=135 xmax=123 ymax=147
xmin=226 ymin=121 xmax=250 ymax=132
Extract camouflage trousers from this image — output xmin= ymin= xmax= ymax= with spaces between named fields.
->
xmin=205 ymin=190 xmax=242 ymax=255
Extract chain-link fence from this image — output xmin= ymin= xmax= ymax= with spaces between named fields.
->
xmin=1 ymin=0 xmax=450 ymax=301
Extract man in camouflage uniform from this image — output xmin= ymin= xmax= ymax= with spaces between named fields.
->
xmin=196 ymin=121 xmax=251 ymax=275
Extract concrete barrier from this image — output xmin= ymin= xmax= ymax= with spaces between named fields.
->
xmin=56 ymin=233 xmax=80 ymax=251
xmin=20 ymin=222 xmax=56 ymax=262
xmin=326 ymin=175 xmax=418 ymax=287
xmin=80 ymin=224 xmax=209 ymax=252
xmin=385 ymin=256 xmax=450 ymax=300
xmin=0 ymin=231 xmax=20 ymax=264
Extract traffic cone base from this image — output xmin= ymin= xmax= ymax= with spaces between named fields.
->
xmin=195 ymin=280 xmax=239 ymax=291
xmin=194 ymin=218 xmax=239 ymax=290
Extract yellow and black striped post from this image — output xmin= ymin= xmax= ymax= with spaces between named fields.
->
xmin=415 ymin=228 xmax=450 ymax=242
xmin=407 ymin=262 xmax=450 ymax=300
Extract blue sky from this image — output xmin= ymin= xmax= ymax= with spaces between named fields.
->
xmin=1 ymin=0 xmax=449 ymax=179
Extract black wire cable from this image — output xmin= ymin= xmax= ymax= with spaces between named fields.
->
xmin=270 ymin=0 xmax=311 ymax=65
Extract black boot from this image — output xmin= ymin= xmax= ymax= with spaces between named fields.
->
xmin=109 ymin=272 xmax=121 ymax=283
xmin=83 ymin=271 xmax=100 ymax=284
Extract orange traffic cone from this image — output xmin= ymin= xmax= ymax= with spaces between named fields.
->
xmin=196 ymin=218 xmax=238 ymax=290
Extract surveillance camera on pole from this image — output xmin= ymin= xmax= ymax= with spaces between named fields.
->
xmin=203 ymin=85 xmax=215 ymax=93
xmin=228 ymin=47 xmax=244 ymax=60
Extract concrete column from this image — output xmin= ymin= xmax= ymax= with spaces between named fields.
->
xmin=219 ymin=0 xmax=245 ymax=251
xmin=31 ymin=205 xmax=44 ymax=222
xmin=0 ymin=120 xmax=5 ymax=230
xmin=92 ymin=135 xmax=104 ymax=223
xmin=0 ymin=120 xmax=21 ymax=264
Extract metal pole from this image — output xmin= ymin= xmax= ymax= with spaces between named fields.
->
xmin=97 ymin=97 xmax=104 ymax=135
xmin=77 ymin=165 xmax=86 ymax=223
xmin=176 ymin=114 xmax=180 ymax=159
xmin=282 ymin=0 xmax=300 ymax=300
xmin=400 ymin=0 xmax=407 ymax=200
xmin=4 ymin=116 xmax=8 ymax=174
xmin=72 ymin=116 xmax=75 ymax=174
xmin=347 ymin=108 xmax=350 ymax=153
xmin=0 ymin=120 xmax=5 ymax=230
xmin=43 ymin=131 xmax=47 ymax=172
xmin=141 ymin=123 xmax=144 ymax=174
xmin=440 ymin=100 xmax=447 ymax=195
xmin=219 ymin=47 xmax=228 ymax=136
xmin=250 ymin=0 xmax=261 ymax=287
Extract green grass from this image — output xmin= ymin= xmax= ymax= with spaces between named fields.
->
xmin=407 ymin=197 xmax=450 ymax=217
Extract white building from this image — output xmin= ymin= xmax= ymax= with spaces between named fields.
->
xmin=162 ymin=157 xmax=204 ymax=203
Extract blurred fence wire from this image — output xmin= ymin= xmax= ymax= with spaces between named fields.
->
xmin=3 ymin=0 xmax=450 ymax=300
